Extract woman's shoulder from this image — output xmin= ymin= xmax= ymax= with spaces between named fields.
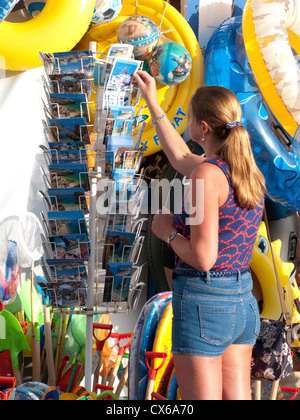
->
xmin=191 ymin=158 xmax=229 ymax=179
xmin=190 ymin=159 xmax=230 ymax=206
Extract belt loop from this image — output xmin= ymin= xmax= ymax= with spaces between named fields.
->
xmin=237 ymin=270 xmax=241 ymax=282
xmin=206 ymin=271 xmax=210 ymax=284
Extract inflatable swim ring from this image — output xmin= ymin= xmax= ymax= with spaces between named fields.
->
xmin=0 ymin=0 xmax=95 ymax=71
xmin=243 ymin=0 xmax=300 ymax=139
xmin=76 ymin=0 xmax=204 ymax=157
xmin=204 ymin=16 xmax=300 ymax=211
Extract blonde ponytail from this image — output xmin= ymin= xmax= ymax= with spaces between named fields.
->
xmin=216 ymin=126 xmax=265 ymax=209
xmin=189 ymin=85 xmax=265 ymax=209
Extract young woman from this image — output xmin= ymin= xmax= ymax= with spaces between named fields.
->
xmin=133 ymin=70 xmax=266 ymax=400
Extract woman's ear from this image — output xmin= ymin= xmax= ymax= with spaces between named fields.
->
xmin=201 ymin=121 xmax=209 ymax=134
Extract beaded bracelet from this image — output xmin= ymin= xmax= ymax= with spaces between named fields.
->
xmin=152 ymin=112 xmax=167 ymax=128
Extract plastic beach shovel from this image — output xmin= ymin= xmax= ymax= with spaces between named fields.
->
xmin=65 ymin=315 xmax=88 ymax=393
xmin=0 ymin=350 xmax=14 ymax=377
xmin=0 ymin=310 xmax=30 ymax=385
xmin=19 ymin=278 xmax=44 ymax=381
xmin=145 ymin=352 xmax=167 ymax=401
xmin=92 ymin=323 xmax=113 ymax=390
xmin=0 ymin=376 xmax=16 ymax=400
xmin=99 ymin=332 xmax=119 ymax=385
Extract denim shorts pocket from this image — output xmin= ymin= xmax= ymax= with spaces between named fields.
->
xmin=249 ymin=297 xmax=260 ymax=337
xmin=198 ymin=305 xmax=236 ymax=346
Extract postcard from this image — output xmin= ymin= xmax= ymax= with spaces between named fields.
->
xmin=48 ymin=141 xmax=86 ymax=151
xmin=96 ymin=44 xmax=134 ymax=89
xmin=47 ymin=187 xmax=89 ymax=213
xmin=37 ymin=266 xmax=87 ymax=308
xmin=103 ymin=58 xmax=143 ymax=110
xmin=39 ymin=258 xmax=88 ymax=308
xmin=107 ymin=44 xmax=134 ymax=60
xmin=48 ymin=118 xmax=90 ymax=144
xmin=49 ymin=73 xmax=92 ymax=98
xmin=108 ymin=183 xmax=137 ymax=215
xmin=49 ymin=163 xmax=90 ymax=191
xmin=46 ymin=258 xmax=87 ymax=282
xmin=106 ymin=213 xmax=131 ymax=232
xmin=50 ymin=93 xmax=90 ymax=120
xmin=53 ymin=50 xmax=94 ymax=76
xmin=38 ymin=280 xmax=87 ymax=308
xmin=49 ymin=233 xmax=90 ymax=261
xmin=103 ymin=262 xmax=133 ymax=302
xmin=50 ymin=148 xmax=88 ymax=164
xmin=47 ymin=210 xmax=88 ymax=236
xmin=105 ymin=105 xmax=135 ymax=137
xmin=102 ymin=229 xmax=136 ymax=268
xmin=105 ymin=135 xmax=134 ymax=174
xmin=111 ymin=168 xmax=136 ymax=185
xmin=48 ymin=233 xmax=90 ymax=261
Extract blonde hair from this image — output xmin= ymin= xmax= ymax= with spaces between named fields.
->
xmin=189 ymin=85 xmax=265 ymax=209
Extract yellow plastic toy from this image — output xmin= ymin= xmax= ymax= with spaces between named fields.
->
xmin=76 ymin=0 xmax=204 ymax=156
xmin=249 ymin=222 xmax=294 ymax=321
xmin=243 ymin=0 xmax=300 ymax=138
xmin=150 ymin=300 xmax=173 ymax=398
xmin=0 ymin=0 xmax=95 ymax=71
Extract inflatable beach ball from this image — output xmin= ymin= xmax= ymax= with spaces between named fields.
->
xmin=149 ymin=42 xmax=192 ymax=85
xmin=24 ymin=0 xmax=46 ymax=17
xmin=92 ymin=0 xmax=122 ymax=25
xmin=117 ymin=15 xmax=159 ymax=59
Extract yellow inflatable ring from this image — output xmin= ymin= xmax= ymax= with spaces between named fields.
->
xmin=250 ymin=222 xmax=294 ymax=321
xmin=0 ymin=0 xmax=95 ymax=71
xmin=77 ymin=0 xmax=204 ymax=157
xmin=243 ymin=0 xmax=300 ymax=138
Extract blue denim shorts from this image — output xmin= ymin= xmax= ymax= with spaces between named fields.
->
xmin=171 ymin=268 xmax=260 ymax=357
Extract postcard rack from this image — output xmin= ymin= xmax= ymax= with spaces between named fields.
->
xmin=37 ymin=44 xmax=149 ymax=391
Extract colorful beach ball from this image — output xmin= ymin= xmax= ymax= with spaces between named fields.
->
xmin=24 ymin=0 xmax=46 ymax=17
xmin=149 ymin=42 xmax=192 ymax=85
xmin=92 ymin=0 xmax=122 ymax=25
xmin=117 ymin=15 xmax=159 ymax=59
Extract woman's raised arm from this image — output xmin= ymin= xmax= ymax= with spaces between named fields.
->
xmin=133 ymin=70 xmax=205 ymax=177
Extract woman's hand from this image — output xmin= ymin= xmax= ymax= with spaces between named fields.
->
xmin=151 ymin=209 xmax=176 ymax=242
xmin=133 ymin=70 xmax=159 ymax=109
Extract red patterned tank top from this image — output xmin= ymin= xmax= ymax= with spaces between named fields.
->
xmin=174 ymin=158 xmax=264 ymax=271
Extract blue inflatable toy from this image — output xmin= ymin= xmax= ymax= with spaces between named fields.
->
xmin=205 ymin=17 xmax=300 ymax=211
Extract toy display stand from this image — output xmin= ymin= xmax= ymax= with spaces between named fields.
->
xmin=38 ymin=42 xmax=148 ymax=392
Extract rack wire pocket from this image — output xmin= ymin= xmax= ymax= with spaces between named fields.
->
xmin=40 ymin=52 xmax=95 ymax=78
xmin=43 ymin=121 xmax=92 ymax=145
xmin=40 ymin=259 xmax=88 ymax=309
xmin=43 ymin=166 xmax=90 ymax=191
xmin=44 ymin=235 xmax=90 ymax=262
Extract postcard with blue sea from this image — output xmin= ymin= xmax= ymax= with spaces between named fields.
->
xmin=53 ymin=50 xmax=94 ymax=76
xmin=48 ymin=117 xmax=90 ymax=144
xmin=47 ymin=210 xmax=88 ymax=236
xmin=50 ymin=93 xmax=90 ymax=120
xmin=49 ymin=163 xmax=90 ymax=191
xmin=47 ymin=187 xmax=88 ymax=213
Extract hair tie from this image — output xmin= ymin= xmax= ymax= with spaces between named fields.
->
xmin=225 ymin=121 xmax=244 ymax=129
